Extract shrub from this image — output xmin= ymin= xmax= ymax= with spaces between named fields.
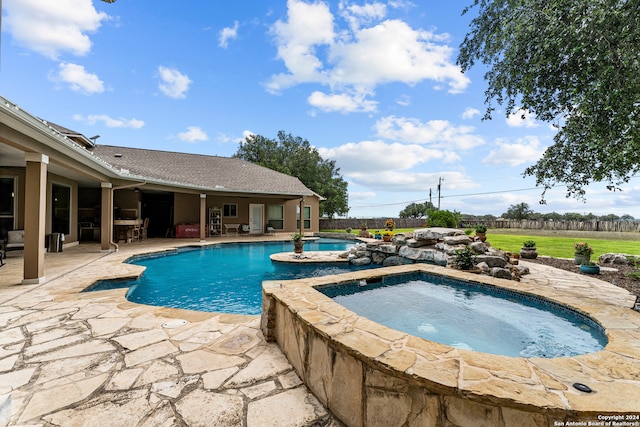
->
xmin=427 ymin=209 xmax=460 ymax=228
xmin=523 ymin=240 xmax=536 ymax=248
xmin=454 ymin=246 xmax=477 ymax=270
xmin=345 ymin=227 xmax=352 ymax=234
xmin=574 ymin=242 xmax=593 ymax=255
xmin=475 ymin=223 xmax=487 ymax=233
xmin=384 ymin=218 xmax=396 ymax=230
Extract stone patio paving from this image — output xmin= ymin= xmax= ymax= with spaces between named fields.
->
xmin=1 ymin=238 xmax=639 ymax=426
xmin=0 ymin=238 xmax=343 ymax=427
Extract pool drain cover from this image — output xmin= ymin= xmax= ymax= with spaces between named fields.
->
xmin=162 ymin=319 xmax=188 ymax=329
xmin=572 ymin=383 xmax=592 ymax=393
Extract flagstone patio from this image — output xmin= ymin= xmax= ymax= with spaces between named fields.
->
xmin=0 ymin=238 xmax=639 ymax=426
xmin=0 ymin=238 xmax=343 ymax=427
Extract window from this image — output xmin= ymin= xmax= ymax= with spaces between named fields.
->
xmin=267 ymin=205 xmax=284 ymax=230
xmin=296 ymin=205 xmax=311 ymax=230
xmin=52 ymin=184 xmax=71 ymax=234
xmin=223 ymin=203 xmax=237 ymax=218
xmin=0 ymin=177 xmax=15 ymax=230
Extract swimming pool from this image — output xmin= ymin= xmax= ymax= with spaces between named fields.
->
xmin=319 ymin=272 xmax=607 ymax=358
xmin=88 ymin=239 xmax=372 ymax=314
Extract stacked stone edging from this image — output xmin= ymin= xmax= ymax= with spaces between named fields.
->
xmin=599 ymin=252 xmax=640 ymax=265
xmin=323 ymin=227 xmax=528 ymax=280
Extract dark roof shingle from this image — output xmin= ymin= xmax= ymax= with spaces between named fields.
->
xmin=91 ymin=145 xmax=314 ymax=196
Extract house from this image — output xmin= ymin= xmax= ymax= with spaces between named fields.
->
xmin=0 ymin=95 xmax=320 ymax=284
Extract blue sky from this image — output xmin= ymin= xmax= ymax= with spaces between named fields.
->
xmin=2 ymin=0 xmax=639 ymax=218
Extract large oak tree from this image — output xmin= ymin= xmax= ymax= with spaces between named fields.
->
xmin=234 ymin=131 xmax=348 ymax=218
xmin=457 ymin=0 xmax=640 ymax=201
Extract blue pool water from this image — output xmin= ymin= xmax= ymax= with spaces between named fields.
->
xmin=322 ymin=273 xmax=607 ymax=358
xmin=88 ymin=239 xmax=370 ymax=315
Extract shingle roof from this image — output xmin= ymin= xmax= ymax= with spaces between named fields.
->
xmin=90 ymin=145 xmax=314 ymax=197
xmin=43 ymin=120 xmax=96 ymax=148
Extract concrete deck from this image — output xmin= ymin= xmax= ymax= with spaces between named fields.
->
xmin=0 ymin=238 xmax=343 ymax=427
xmin=1 ymin=238 xmax=639 ymax=426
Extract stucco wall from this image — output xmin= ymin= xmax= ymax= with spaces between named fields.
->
xmin=174 ymin=193 xmax=200 ymax=224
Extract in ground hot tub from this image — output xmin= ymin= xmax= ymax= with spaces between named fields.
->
xmin=261 ymin=263 xmax=640 ymax=427
xmin=319 ymin=271 xmax=606 ymax=358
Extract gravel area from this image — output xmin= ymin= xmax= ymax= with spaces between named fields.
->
xmin=527 ymin=256 xmax=640 ymax=299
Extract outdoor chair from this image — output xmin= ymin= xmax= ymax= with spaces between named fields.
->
xmin=141 ymin=218 xmax=149 ymax=240
xmin=132 ymin=223 xmax=142 ymax=241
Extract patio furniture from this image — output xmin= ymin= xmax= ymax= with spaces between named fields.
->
xmin=140 ymin=218 xmax=149 ymax=240
xmin=224 ymin=223 xmax=241 ymax=236
xmin=114 ymin=219 xmax=142 ymax=243
xmin=131 ymin=223 xmax=142 ymax=241
xmin=5 ymin=229 xmax=25 ymax=254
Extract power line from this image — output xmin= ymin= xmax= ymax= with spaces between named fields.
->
xmin=349 ymin=185 xmax=545 ymax=209
xmin=442 ymin=186 xmax=542 ymax=199
xmin=348 ymin=174 xmax=640 ymax=210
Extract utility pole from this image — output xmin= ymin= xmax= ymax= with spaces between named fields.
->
xmin=429 ymin=188 xmax=432 ymax=207
xmin=437 ymin=177 xmax=443 ymax=210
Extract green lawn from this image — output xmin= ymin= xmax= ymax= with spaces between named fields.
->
xmin=321 ymin=228 xmax=640 ymax=258
xmin=485 ymin=234 xmax=640 ymax=258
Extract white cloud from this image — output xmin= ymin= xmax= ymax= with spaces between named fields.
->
xmin=178 ymin=126 xmax=208 ymax=142
xmin=339 ymin=1 xmax=387 ymax=31
xmin=73 ymin=114 xmax=144 ymax=128
xmin=49 ymin=63 xmax=104 ymax=94
xmin=329 ymin=20 xmax=469 ymax=92
xmin=506 ymin=108 xmax=539 ymax=128
xmin=4 ymin=0 xmax=108 ymax=59
xmin=219 ymin=21 xmax=239 ymax=48
xmin=319 ymin=140 xmax=459 ymax=175
xmin=308 ymin=91 xmax=377 ymax=113
xmin=396 ymin=95 xmax=411 ymax=106
xmin=462 ymin=107 xmax=480 ymax=119
xmin=482 ymin=136 xmax=547 ymax=166
xmin=267 ymin=0 xmax=335 ymax=92
xmin=267 ymin=1 xmax=469 ymax=102
xmin=157 ymin=66 xmax=192 ymax=99
xmin=374 ymin=116 xmax=485 ymax=150
xmin=348 ymin=191 xmax=377 ymax=201
xmin=347 ymin=170 xmax=477 ymax=192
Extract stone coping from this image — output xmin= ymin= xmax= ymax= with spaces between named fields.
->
xmin=270 ymin=251 xmax=349 ymax=264
xmin=262 ymin=262 xmax=640 ymax=422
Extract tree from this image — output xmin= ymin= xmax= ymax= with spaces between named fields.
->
xmin=540 ymin=211 xmax=564 ymax=221
xmin=502 ymin=203 xmax=534 ymax=220
xmin=599 ymin=214 xmax=620 ymax=221
xmin=399 ymin=202 xmax=433 ymax=218
xmin=234 ymin=131 xmax=348 ymax=218
xmin=458 ymin=0 xmax=640 ymax=201
xmin=426 ymin=209 xmax=460 ymax=228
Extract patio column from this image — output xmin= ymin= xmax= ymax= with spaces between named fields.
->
xmin=23 ymin=153 xmax=48 ymax=284
xmin=200 ymin=194 xmax=207 ymax=242
xmin=100 ymin=183 xmax=113 ymax=252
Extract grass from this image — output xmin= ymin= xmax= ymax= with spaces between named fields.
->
xmin=486 ymin=234 xmax=640 ymax=258
xmin=320 ymin=228 xmax=640 ymax=259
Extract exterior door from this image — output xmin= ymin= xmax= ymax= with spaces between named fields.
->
xmin=249 ymin=204 xmax=263 ymax=234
